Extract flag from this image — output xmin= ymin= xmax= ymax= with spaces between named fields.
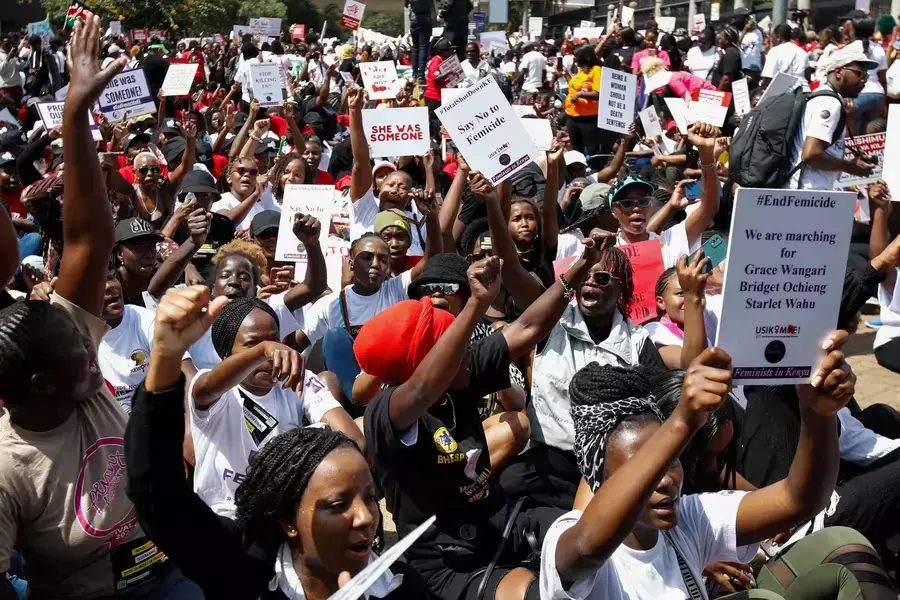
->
xmin=64 ymin=3 xmax=87 ymax=29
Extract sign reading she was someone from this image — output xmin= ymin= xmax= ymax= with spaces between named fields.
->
xmin=715 ymin=188 xmax=855 ymax=385
xmin=437 ymin=76 xmax=539 ymax=184
xmin=249 ymin=62 xmax=284 ymax=107
xmin=362 ymin=107 xmax=429 ymax=157
xmin=275 ymin=184 xmax=334 ymax=262
xmin=97 ymin=68 xmax=155 ymax=121
xmin=598 ymin=68 xmax=636 ymax=134
xmin=359 ymin=61 xmax=400 ymax=100
xmin=839 ymin=132 xmax=884 ymax=188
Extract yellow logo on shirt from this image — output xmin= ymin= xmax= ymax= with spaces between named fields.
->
xmin=433 ymin=427 xmax=458 ymax=454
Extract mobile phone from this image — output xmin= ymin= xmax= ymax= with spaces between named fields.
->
xmin=687 ymin=234 xmax=727 ymax=273
xmin=684 ymin=180 xmax=702 ymax=201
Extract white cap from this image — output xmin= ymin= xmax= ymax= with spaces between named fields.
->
xmin=108 ymin=44 xmax=122 ymax=54
xmin=564 ymin=150 xmax=587 ymax=166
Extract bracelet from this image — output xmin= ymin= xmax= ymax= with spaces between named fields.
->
xmin=699 ymin=161 xmax=717 ymax=169
xmin=249 ymin=133 xmax=262 ymax=142
xmin=559 ymin=273 xmax=575 ymax=300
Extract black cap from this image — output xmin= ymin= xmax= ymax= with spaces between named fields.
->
xmin=182 ymin=169 xmax=219 ymax=195
xmin=124 ymin=132 xmax=151 ymax=153
xmin=255 ymin=137 xmax=279 ymax=155
xmin=838 ymin=9 xmax=868 ymax=20
xmin=0 ymin=129 xmax=26 ymax=152
xmin=0 ymin=150 xmax=16 ymax=167
xmin=234 ymin=112 xmax=249 ymax=130
xmin=732 ymin=7 xmax=752 ymax=16
xmin=115 ymin=217 xmax=162 ymax=244
xmin=161 ymin=119 xmax=182 ymax=138
xmin=433 ymin=38 xmax=457 ymax=53
xmin=162 ymin=136 xmax=187 ymax=165
xmin=250 ymin=210 xmax=281 ymax=237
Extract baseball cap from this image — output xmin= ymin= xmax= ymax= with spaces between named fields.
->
xmin=608 ymin=175 xmax=655 ymax=208
xmin=108 ymin=44 xmax=122 ymax=54
xmin=124 ymin=132 xmax=151 ymax=153
xmin=115 ymin=217 xmax=162 ymax=244
xmin=434 ymin=38 xmax=457 ymax=53
xmin=0 ymin=151 xmax=15 ymax=167
xmin=564 ymin=183 xmax=612 ymax=231
xmin=254 ymin=136 xmax=280 ymax=155
xmin=372 ymin=160 xmax=397 ymax=176
xmin=823 ymin=45 xmax=880 ymax=74
xmin=374 ymin=210 xmax=411 ymax=236
xmin=564 ymin=150 xmax=587 ymax=167
xmin=838 ymin=9 xmax=868 ymax=20
xmin=250 ymin=210 xmax=281 ymax=237
xmin=181 ymin=169 xmax=219 ymax=195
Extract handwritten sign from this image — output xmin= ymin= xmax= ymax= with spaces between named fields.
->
xmin=598 ymin=68 xmax=636 ymax=134
xmin=715 ymin=188 xmax=855 ymax=384
xmin=437 ymin=76 xmax=539 ymax=184
xmin=97 ymin=68 xmax=155 ymax=121
xmin=250 ymin=17 xmax=282 ymax=37
xmin=361 ymin=107 xmax=429 ymax=157
xmin=160 ymin=63 xmax=199 ymax=96
xmin=249 ymin=62 xmax=284 ymax=107
xmin=689 ymin=88 xmax=731 ymax=127
xmin=620 ymin=239 xmax=666 ymax=324
xmin=359 ymin=61 xmax=399 ymax=100
xmin=732 ymin=77 xmax=752 ymax=116
xmin=437 ymin=54 xmax=464 ymax=88
xmin=341 ymin=0 xmax=366 ymax=30
xmin=275 ymin=184 xmax=334 ymax=262
xmin=840 ymin=132 xmax=884 ymax=188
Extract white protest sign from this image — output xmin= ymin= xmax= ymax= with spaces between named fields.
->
xmin=37 ymin=102 xmax=102 ymax=141
xmin=658 ymin=16 xmax=676 ymax=33
xmin=249 ymin=62 xmax=284 ymax=107
xmin=359 ymin=61 xmax=399 ymax=100
xmin=479 ymin=30 xmax=506 ymax=48
xmin=362 ymin=107 xmax=429 ymax=157
xmin=710 ymin=2 xmax=721 ymax=21
xmin=519 ymin=117 xmax=552 ymax=151
xmin=664 ymin=97 xmax=690 ymax=134
xmin=275 ymin=184 xmax=334 ymax=262
xmin=580 ymin=20 xmax=594 ymax=27
xmin=110 ymin=21 xmax=122 ymax=36
xmin=883 ymin=105 xmax=900 ymax=200
xmin=489 ymin=0 xmax=508 ymax=23
xmin=840 ymin=132 xmax=885 ymax=188
xmin=573 ymin=27 xmax=604 ymax=40
xmin=715 ymin=188 xmax=855 ymax=385
xmin=688 ymin=88 xmax=731 ymax=127
xmin=341 ymin=0 xmax=366 ymax=30
xmin=489 ymin=41 xmax=510 ymax=55
xmin=511 ymin=104 xmax=536 ymax=117
xmin=528 ymin=17 xmax=543 ymax=34
xmin=758 ymin=15 xmax=772 ymax=33
xmin=620 ymin=6 xmax=635 ymax=27
xmin=232 ymin=24 xmax=249 ymax=41
xmin=759 ymin=72 xmax=800 ymax=105
xmin=693 ymin=13 xmax=707 ymax=32
xmin=436 ymin=54 xmax=464 ymax=87
xmin=249 ymin=17 xmax=282 ymax=37
xmin=437 ymin=76 xmax=539 ymax=184
xmin=597 ymin=68 xmax=636 ymax=134
xmin=732 ymin=77 xmax=752 ymax=116
xmin=97 ymin=68 xmax=156 ymax=121
xmin=160 ymin=63 xmax=199 ymax=96
xmin=639 ymin=106 xmax=663 ymax=139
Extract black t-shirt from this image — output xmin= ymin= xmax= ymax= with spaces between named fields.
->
xmin=365 ymin=333 xmax=512 ymax=548
xmin=166 ymin=212 xmax=235 ymax=268
xmin=604 ymin=45 xmax=636 ymax=72
xmin=711 ymin=47 xmax=742 ymax=88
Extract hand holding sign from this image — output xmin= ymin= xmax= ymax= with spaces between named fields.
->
xmin=67 ymin=11 xmax=127 ymax=111
xmin=676 ymin=347 xmax=733 ymax=432
xmin=798 ymin=330 xmax=855 ymax=411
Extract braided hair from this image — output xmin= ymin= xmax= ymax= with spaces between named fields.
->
xmin=569 ymin=363 xmax=664 ymax=492
xmin=0 ymin=301 xmax=56 ymax=402
xmin=235 ymin=427 xmax=360 ymax=545
xmin=211 ymin=297 xmax=280 ymax=359
xmin=654 ymin=267 xmax=678 ymax=317
xmin=597 ymin=246 xmax=635 ymax=318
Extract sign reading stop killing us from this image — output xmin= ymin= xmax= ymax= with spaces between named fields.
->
xmin=361 ymin=107 xmax=429 ymax=157
xmin=437 ymin=76 xmax=539 ymax=184
xmin=249 ymin=62 xmax=284 ymax=107
xmin=715 ymin=188 xmax=855 ymax=385
xmin=598 ymin=68 xmax=636 ymax=134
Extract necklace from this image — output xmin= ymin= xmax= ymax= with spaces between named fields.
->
xmin=439 ymin=394 xmax=457 ymax=432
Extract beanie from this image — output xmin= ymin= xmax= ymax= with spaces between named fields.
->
xmin=407 ymin=253 xmax=470 ymax=300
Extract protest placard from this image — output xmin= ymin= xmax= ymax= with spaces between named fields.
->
xmin=291 ymin=24 xmax=306 ymax=40
xmin=275 ymin=185 xmax=334 ymax=262
xmin=437 ymin=54 xmax=464 ymax=87
xmin=37 ymin=101 xmax=102 ymax=141
xmin=133 ymin=29 xmax=148 ymax=42
xmin=110 ymin=21 xmax=122 ymax=36
xmin=529 ymin=17 xmax=543 ymax=34
xmin=341 ymin=0 xmax=366 ymax=30
xmin=572 ymin=27 xmax=604 ymax=40
xmin=149 ymin=29 xmax=165 ymax=39
xmin=711 ymin=2 xmax=721 ymax=21
xmin=658 ymin=16 xmax=676 ymax=33
xmin=231 ymin=24 xmax=248 ymax=41
xmin=160 ymin=63 xmax=199 ymax=96
xmin=579 ymin=20 xmax=594 ymax=27
xmin=520 ymin=117 xmax=552 ymax=151
xmin=688 ymin=88 xmax=731 ymax=127
xmin=511 ymin=104 xmax=536 ymax=117
xmin=359 ymin=61 xmax=400 ymax=100
xmin=732 ymin=77 xmax=751 ymax=116
xmin=639 ymin=106 xmax=663 ymax=139
xmin=249 ymin=62 xmax=284 ymax=107
xmin=619 ymin=240 xmax=666 ymax=324
xmin=598 ymin=69 xmax=636 ymax=134
xmin=664 ymin=97 xmax=690 ymax=134
xmin=295 ymin=237 xmax=351 ymax=294
xmin=620 ymin=6 xmax=635 ymax=27
xmin=692 ymin=13 xmax=706 ymax=32
xmin=758 ymin=15 xmax=772 ymax=33
xmin=437 ymin=76 xmax=539 ymax=184
xmin=27 ymin=18 xmax=52 ymax=42
xmin=479 ymin=30 xmax=506 ymax=48
xmin=489 ymin=0 xmax=508 ymax=23
xmin=839 ymin=133 xmax=884 ymax=187
xmin=250 ymin=17 xmax=282 ymax=37
xmin=758 ymin=72 xmax=799 ymax=105
xmin=97 ymin=68 xmax=155 ymax=121
xmin=883 ymin=105 xmax=900 ymax=200
xmin=361 ymin=107 xmax=429 ymax=157
xmin=715 ymin=187 xmax=855 ymax=384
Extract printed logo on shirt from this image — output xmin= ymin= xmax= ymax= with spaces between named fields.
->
xmin=129 ymin=350 xmax=148 ymax=374
xmin=240 ymin=391 xmax=279 ymax=446
xmin=74 ymin=437 xmax=139 ymax=548
xmin=433 ymin=427 xmax=458 ymax=453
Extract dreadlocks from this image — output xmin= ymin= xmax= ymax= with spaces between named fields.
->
xmin=569 ymin=363 xmax=664 ymax=492
xmin=210 ymin=297 xmax=279 ymax=359
xmin=270 ymin=152 xmax=302 ymax=201
xmin=234 ymin=427 xmax=359 ymax=545
xmin=654 ymin=267 xmax=678 ymax=316
xmin=597 ymin=246 xmax=635 ymax=318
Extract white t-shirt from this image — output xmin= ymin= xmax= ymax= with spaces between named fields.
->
xmin=556 ymin=225 xmax=696 ymax=268
xmin=788 ymin=88 xmax=845 ymax=190
xmin=540 ymin=492 xmax=757 ymax=600
xmin=212 ymin=189 xmax=282 ymax=232
xmin=235 ymin=57 xmax=260 ymax=103
xmin=349 ymin=187 xmax=426 ymax=256
xmin=761 ymin=42 xmax=810 ymax=91
xmin=302 ymin=270 xmax=413 ymax=344
xmin=874 ymin=270 xmax=900 ymax=350
xmin=98 ymin=305 xmax=156 ymax=410
xmin=188 ymin=369 xmax=341 ymax=518
xmin=739 ymin=29 xmax=765 ymax=71
xmin=847 ymin=40 xmax=888 ymax=96
xmin=520 ymin=50 xmax=548 ymax=92
xmin=685 ymin=46 xmax=717 ymax=82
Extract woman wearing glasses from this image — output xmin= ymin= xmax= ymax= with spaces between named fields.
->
xmin=211 ymin=156 xmax=272 ymax=232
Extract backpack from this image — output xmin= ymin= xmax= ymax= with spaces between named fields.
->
xmin=729 ymin=86 xmax=844 ymax=188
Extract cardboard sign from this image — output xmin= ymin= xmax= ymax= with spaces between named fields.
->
xmin=715 ymin=187 xmax=855 ymax=385
xmin=692 ymin=13 xmax=707 ymax=33
xmin=598 ymin=68 xmax=636 ymax=134
xmin=160 ymin=63 xmax=199 ymax=96
xmin=359 ymin=61 xmax=400 ymax=100
xmin=275 ymin=184 xmax=334 ymax=262
xmin=520 ymin=117 xmax=552 ymax=151
xmin=620 ymin=239 xmax=666 ymax=324
xmin=437 ymin=76 xmax=539 ymax=184
xmin=732 ymin=77 xmax=752 ymax=116
xmin=882 ymin=105 xmax=900 ymax=200
xmin=250 ymin=17 xmax=282 ymax=37
xmin=664 ymin=97 xmax=690 ymax=134
xmin=291 ymin=24 xmax=306 ymax=40
xmin=620 ymin=6 xmax=635 ymax=27
xmin=132 ymin=29 xmax=148 ymax=42
xmin=489 ymin=0 xmax=508 ymax=23
xmin=758 ymin=72 xmax=799 ymax=105
xmin=361 ymin=107 xmax=429 ymax=157
xmin=572 ymin=27 xmax=604 ymax=40
xmin=97 ymin=68 xmax=156 ymax=121
xmin=658 ymin=16 xmax=676 ymax=33
xmin=840 ymin=133 xmax=885 ymax=188
xmin=437 ymin=54 xmax=464 ymax=87
xmin=249 ymin=62 xmax=284 ymax=107
xmin=341 ymin=0 xmax=366 ymax=30
xmin=689 ymin=88 xmax=731 ymax=127
xmin=529 ymin=17 xmax=543 ymax=34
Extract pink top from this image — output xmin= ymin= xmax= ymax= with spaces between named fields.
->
xmin=665 ymin=71 xmax=716 ymax=97
xmin=631 ymin=49 xmax=670 ymax=71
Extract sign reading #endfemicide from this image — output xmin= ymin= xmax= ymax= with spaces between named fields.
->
xmin=97 ymin=68 xmax=156 ymax=121
xmin=715 ymin=188 xmax=855 ymax=385
xmin=362 ymin=107 xmax=429 ymax=157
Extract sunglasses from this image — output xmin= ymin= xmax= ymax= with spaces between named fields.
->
xmin=590 ymin=271 xmax=621 ymax=287
xmin=418 ymin=282 xmax=460 ymax=296
xmin=840 ymin=67 xmax=869 ymax=80
xmin=613 ymin=196 xmax=652 ymax=210
xmin=236 ymin=166 xmax=259 ymax=177
xmin=467 ymin=250 xmax=494 ymax=264
xmin=138 ymin=166 xmax=161 ymax=175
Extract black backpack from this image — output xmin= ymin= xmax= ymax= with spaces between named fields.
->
xmin=729 ymin=86 xmax=845 ymax=188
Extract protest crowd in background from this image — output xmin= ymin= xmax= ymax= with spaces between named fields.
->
xmin=9 ymin=2 xmax=900 ymax=599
